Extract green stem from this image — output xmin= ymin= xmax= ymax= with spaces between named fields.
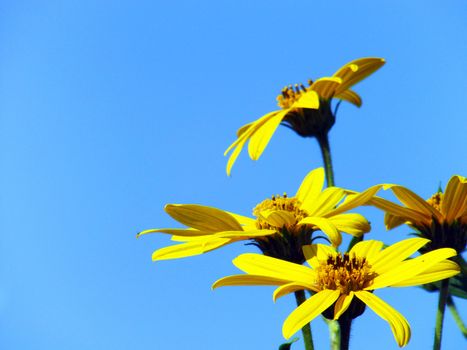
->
xmin=294 ymin=290 xmax=314 ymax=350
xmin=337 ymin=317 xmax=352 ymax=350
xmin=317 ymin=133 xmax=335 ymax=187
xmin=433 ymin=279 xmax=450 ymax=350
xmin=447 ymin=294 xmax=467 ymax=338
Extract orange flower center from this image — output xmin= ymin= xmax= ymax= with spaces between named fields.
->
xmin=426 ymin=192 xmax=443 ymax=212
xmin=276 ymin=80 xmax=313 ymax=109
xmin=253 ymin=194 xmax=307 ymax=231
xmin=315 ymin=254 xmax=377 ymax=294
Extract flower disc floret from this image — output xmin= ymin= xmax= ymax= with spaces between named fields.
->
xmin=316 ymin=253 xmax=377 ymax=294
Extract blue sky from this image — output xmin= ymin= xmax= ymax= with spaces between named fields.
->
xmin=1 ymin=1 xmax=466 ymax=349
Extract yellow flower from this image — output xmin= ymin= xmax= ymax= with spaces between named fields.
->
xmin=224 ymin=57 xmax=385 ymax=175
xmin=369 ymin=175 xmax=466 ymax=253
xmin=213 ymin=238 xmax=460 ymax=347
xmin=138 ymin=168 xmax=380 ymax=262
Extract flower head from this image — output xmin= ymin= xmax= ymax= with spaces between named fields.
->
xmin=369 ymin=175 xmax=467 ymax=254
xmin=138 ymin=168 xmax=380 ymax=262
xmin=224 ymin=57 xmax=385 ymax=175
xmin=213 ymin=238 xmax=460 ymax=347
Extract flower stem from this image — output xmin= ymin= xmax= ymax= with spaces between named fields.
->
xmin=317 ymin=133 xmax=335 ymax=187
xmin=447 ymin=294 xmax=467 ymax=338
xmin=433 ymin=278 xmax=450 ymax=350
xmin=337 ymin=317 xmax=352 ymax=350
xmin=294 ymin=290 xmax=314 ymax=350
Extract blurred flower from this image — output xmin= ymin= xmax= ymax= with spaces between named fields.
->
xmin=224 ymin=57 xmax=385 ymax=175
xmin=369 ymin=175 xmax=466 ymax=254
xmin=138 ymin=168 xmax=380 ymax=262
xmin=213 ymin=238 xmax=460 ymax=347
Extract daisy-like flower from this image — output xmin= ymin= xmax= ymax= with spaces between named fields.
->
xmin=213 ymin=238 xmax=460 ymax=347
xmin=138 ymin=168 xmax=381 ymax=263
xmin=224 ymin=57 xmax=385 ymax=175
xmin=369 ymin=175 xmax=466 ymax=254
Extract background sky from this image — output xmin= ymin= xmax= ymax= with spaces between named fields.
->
xmin=1 ymin=1 xmax=466 ymax=349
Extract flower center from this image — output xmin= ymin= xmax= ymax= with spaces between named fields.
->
xmin=253 ymin=194 xmax=307 ymax=231
xmin=315 ymin=253 xmax=377 ymax=294
xmin=427 ymin=192 xmax=443 ymax=212
xmin=276 ymin=80 xmax=313 ymax=109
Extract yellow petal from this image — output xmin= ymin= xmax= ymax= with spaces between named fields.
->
xmin=370 ymin=238 xmax=430 ymax=274
xmin=233 ymin=253 xmax=312 ymax=285
xmin=325 ymin=185 xmax=382 ymax=217
xmin=334 ymin=89 xmax=362 ymax=107
xmin=355 ymin=291 xmax=410 ymax=347
xmin=224 ymin=110 xmax=282 ymax=175
xmin=299 ymin=216 xmax=342 ymax=247
xmin=226 ymin=212 xmax=257 ymax=226
xmin=212 ymin=274 xmax=288 ymax=289
xmin=334 ymin=58 xmax=385 ymax=94
xmin=236 ymin=121 xmax=254 ymax=137
xmin=327 ymin=213 xmax=370 ymax=236
xmin=303 ymin=187 xmax=345 ymax=216
xmin=152 ymin=238 xmax=231 ymax=260
xmin=303 ymin=244 xmax=336 ymax=267
xmin=248 ymin=110 xmax=287 ymax=160
xmin=391 ymin=260 xmax=460 ymax=287
xmin=349 ymin=240 xmax=384 ymax=263
xmin=443 ymin=175 xmax=467 ymax=221
xmin=384 ymin=213 xmax=408 ymax=230
xmin=165 ymin=204 xmax=243 ymax=232
xmin=136 ymin=228 xmax=210 ymax=238
xmin=291 ymin=90 xmax=320 ymax=109
xmin=391 ymin=186 xmax=443 ymax=220
xmin=334 ymin=292 xmax=354 ymax=320
xmin=370 ymin=247 xmax=458 ymax=289
xmin=295 ymin=168 xmax=325 ymax=205
xmin=282 ymin=290 xmax=340 ymax=339
xmin=310 ymin=77 xmax=342 ymax=99
xmin=273 ymin=282 xmax=317 ymax=302
xmin=214 ymin=229 xmax=276 ymax=239
xmin=259 ymin=209 xmax=296 ymax=227
xmin=369 ymin=196 xmax=429 ymax=226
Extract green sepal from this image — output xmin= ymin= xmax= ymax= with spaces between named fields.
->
xmin=278 ymin=337 xmax=299 ymax=350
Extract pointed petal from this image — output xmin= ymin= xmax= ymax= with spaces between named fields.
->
xmin=370 ymin=248 xmax=458 ymax=289
xmin=236 ymin=121 xmax=254 ymax=137
xmin=370 ymin=238 xmax=430 ymax=274
xmin=305 ymin=187 xmax=346 ymax=216
xmin=325 ymin=185 xmax=383 ymax=217
xmin=136 ymin=228 xmax=210 ymax=238
xmin=334 ymin=89 xmax=362 ymax=107
xmin=291 ymin=90 xmax=320 ymax=109
xmin=391 ymin=260 xmax=460 ymax=287
xmin=349 ymin=240 xmax=384 ymax=264
xmin=226 ymin=212 xmax=257 ymax=226
xmin=273 ymin=282 xmax=317 ymax=301
xmin=303 ymin=244 xmax=336 ymax=267
xmin=355 ymin=291 xmax=410 ymax=347
xmin=165 ymin=204 xmax=243 ymax=232
xmin=369 ymin=196 xmax=429 ymax=226
xmin=259 ymin=209 xmax=296 ymax=227
xmin=212 ymin=274 xmax=288 ymax=289
xmin=214 ymin=229 xmax=276 ymax=239
xmin=327 ymin=213 xmax=370 ymax=236
xmin=233 ymin=253 xmax=312 ymax=285
xmin=310 ymin=77 xmax=342 ymax=99
xmin=334 ymin=292 xmax=354 ymax=319
xmin=248 ymin=110 xmax=287 ymax=160
xmin=282 ymin=290 xmax=340 ymax=339
xmin=299 ymin=216 xmax=342 ymax=247
xmin=390 ymin=186 xmax=443 ymax=220
xmin=152 ymin=238 xmax=231 ymax=260
xmin=443 ymin=175 xmax=467 ymax=221
xmin=334 ymin=58 xmax=385 ymax=93
xmin=296 ymin=168 xmax=325 ymax=204
xmin=384 ymin=213 xmax=408 ymax=230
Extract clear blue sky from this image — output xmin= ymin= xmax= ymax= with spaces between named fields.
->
xmin=1 ymin=1 xmax=466 ymax=349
